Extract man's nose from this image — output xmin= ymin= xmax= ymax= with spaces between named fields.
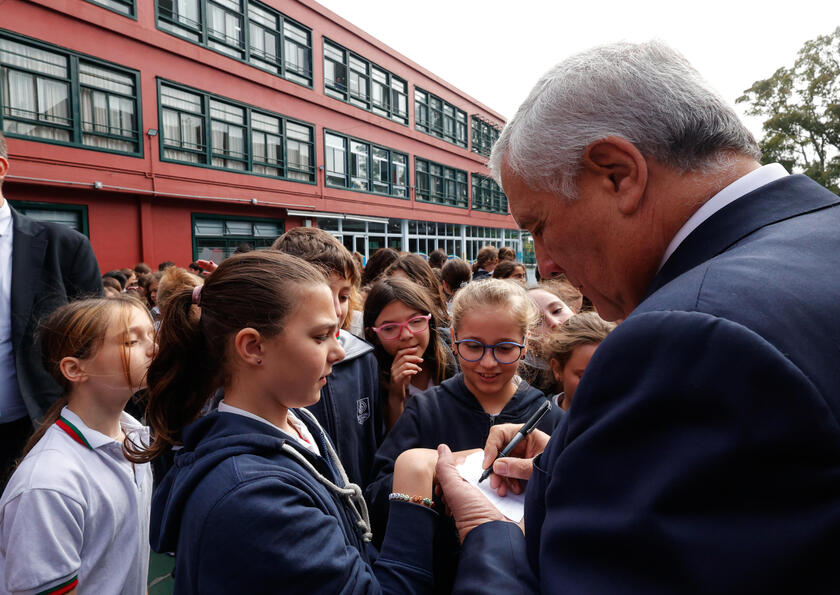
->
xmin=533 ymin=238 xmax=562 ymax=279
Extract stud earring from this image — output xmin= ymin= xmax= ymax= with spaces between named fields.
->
xmin=257 ymin=359 xmax=262 ymax=365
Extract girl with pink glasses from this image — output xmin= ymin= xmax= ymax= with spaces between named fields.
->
xmin=363 ymin=277 xmax=454 ymax=431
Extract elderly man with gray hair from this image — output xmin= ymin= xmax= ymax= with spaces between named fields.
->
xmin=435 ymin=41 xmax=840 ymax=592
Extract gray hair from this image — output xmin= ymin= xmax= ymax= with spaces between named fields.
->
xmin=489 ymin=41 xmax=760 ymax=199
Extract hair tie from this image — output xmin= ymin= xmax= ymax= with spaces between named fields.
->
xmin=192 ymin=284 xmax=203 ymax=306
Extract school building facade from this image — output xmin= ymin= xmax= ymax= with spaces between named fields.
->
xmin=0 ymin=0 xmax=534 ymax=272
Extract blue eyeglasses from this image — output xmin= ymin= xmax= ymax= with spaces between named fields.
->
xmin=453 ymin=337 xmax=525 ymax=364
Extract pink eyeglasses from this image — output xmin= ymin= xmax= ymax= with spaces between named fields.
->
xmin=370 ymin=314 xmax=431 ymax=340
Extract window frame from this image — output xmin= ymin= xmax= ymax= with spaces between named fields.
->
xmin=471 ymin=173 xmax=508 ymax=214
xmin=414 ymin=157 xmax=468 ymax=208
xmin=471 ymin=116 xmax=501 ymax=157
xmin=0 ymin=30 xmax=143 ymax=157
xmin=191 ymin=212 xmax=284 ymax=263
xmin=414 ymin=87 xmax=467 ymax=148
xmin=85 ymin=0 xmax=137 ymax=18
xmin=157 ymin=78 xmax=315 ymax=183
xmin=323 ymin=129 xmax=409 ymax=199
xmin=155 ymin=0 xmax=313 ymax=88
xmin=322 ymin=38 xmax=408 ymax=126
xmin=7 ymin=200 xmax=90 ymax=237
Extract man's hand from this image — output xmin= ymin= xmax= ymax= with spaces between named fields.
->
xmin=435 ymin=444 xmax=506 ymax=542
xmin=483 ymin=423 xmax=550 ymax=497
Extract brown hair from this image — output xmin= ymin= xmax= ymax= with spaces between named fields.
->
xmin=126 ymin=251 xmax=326 ymax=463
xmin=363 ymin=277 xmax=451 ymax=388
xmin=384 ymin=254 xmax=449 ymax=325
xmin=498 ymin=246 xmax=516 ymax=261
xmin=138 ymin=271 xmax=163 ymax=309
xmin=22 ymin=296 xmax=150 ymax=456
xmin=472 ymin=245 xmax=499 ymax=274
xmin=362 ymin=247 xmax=399 ymax=287
xmin=535 ymin=312 xmax=616 ymax=371
xmin=440 ymin=258 xmax=471 ymax=297
xmin=134 ymin=262 xmax=152 ymax=275
xmin=492 ymin=260 xmax=526 ymax=280
xmin=0 ymin=130 xmax=7 ymax=160
xmin=102 ymin=276 xmax=122 ymax=293
xmin=271 ymin=227 xmax=360 ymax=287
xmin=428 ymin=249 xmax=447 ymax=269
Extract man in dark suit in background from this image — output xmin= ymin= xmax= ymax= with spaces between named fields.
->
xmin=436 ymin=41 xmax=840 ymax=593
xmin=0 ymin=131 xmax=103 ymax=488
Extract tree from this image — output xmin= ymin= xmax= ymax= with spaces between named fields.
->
xmin=737 ymin=27 xmax=840 ymax=193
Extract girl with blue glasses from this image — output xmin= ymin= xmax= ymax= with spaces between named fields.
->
xmin=366 ymin=278 xmax=564 ymax=591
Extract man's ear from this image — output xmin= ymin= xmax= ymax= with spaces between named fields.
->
xmin=0 ymin=155 xmax=9 ymax=181
xmin=232 ymin=327 xmax=263 ymax=367
xmin=59 ymin=357 xmax=87 ymax=385
xmin=581 ymin=136 xmax=647 ymax=215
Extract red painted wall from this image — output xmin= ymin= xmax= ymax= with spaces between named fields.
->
xmin=2 ymin=0 xmax=517 ymax=272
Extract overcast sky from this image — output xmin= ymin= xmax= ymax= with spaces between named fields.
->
xmin=316 ymin=0 xmax=837 ymax=138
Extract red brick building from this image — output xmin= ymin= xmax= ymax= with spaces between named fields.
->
xmin=0 ymin=0 xmax=532 ymax=272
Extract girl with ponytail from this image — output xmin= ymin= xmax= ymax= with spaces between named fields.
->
xmin=129 ymin=251 xmax=439 ymax=593
xmin=0 ymin=295 xmax=155 ymax=594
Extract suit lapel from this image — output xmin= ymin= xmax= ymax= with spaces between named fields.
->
xmin=10 ymin=207 xmax=47 ymax=348
xmin=644 ymin=174 xmax=840 ymax=299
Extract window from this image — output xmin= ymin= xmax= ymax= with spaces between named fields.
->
xmin=159 ymin=81 xmax=315 ymax=181
xmin=0 ymin=33 xmax=141 ymax=154
xmin=85 ymin=0 xmax=136 ymax=17
xmin=471 ymin=174 xmax=508 ymax=214
xmin=414 ymin=88 xmax=467 ymax=148
xmin=414 ymin=158 xmax=467 ymax=208
xmin=193 ymin=215 xmax=283 ymax=263
xmin=323 ymin=39 xmax=407 ymax=125
xmin=7 ymin=200 xmax=89 ymax=236
xmin=465 ymin=225 xmax=518 ymax=261
xmin=324 ymin=130 xmax=408 ymax=198
xmin=472 ymin=116 xmax=501 ymax=157
xmin=157 ymin=0 xmax=312 ymax=86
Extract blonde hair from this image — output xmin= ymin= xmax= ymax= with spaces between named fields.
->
xmin=157 ymin=267 xmax=203 ymax=312
xmin=451 ymin=278 xmax=539 ymax=337
xmin=536 ymin=312 xmax=616 ymax=369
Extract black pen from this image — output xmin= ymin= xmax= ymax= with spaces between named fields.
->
xmin=479 ymin=399 xmax=552 ymax=483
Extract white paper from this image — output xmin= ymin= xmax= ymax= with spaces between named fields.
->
xmin=456 ymin=451 xmax=525 ymax=522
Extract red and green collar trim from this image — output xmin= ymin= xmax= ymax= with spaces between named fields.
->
xmin=36 ymin=575 xmax=78 ymax=595
xmin=56 ymin=416 xmax=93 ymax=450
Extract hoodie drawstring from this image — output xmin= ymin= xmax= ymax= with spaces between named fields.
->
xmin=282 ymin=409 xmax=373 ymax=543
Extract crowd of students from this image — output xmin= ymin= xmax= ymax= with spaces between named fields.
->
xmin=0 ymin=232 xmax=615 ymax=594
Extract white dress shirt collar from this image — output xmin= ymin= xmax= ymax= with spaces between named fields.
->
xmin=659 ymin=163 xmax=789 ymax=270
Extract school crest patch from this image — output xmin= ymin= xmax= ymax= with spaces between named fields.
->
xmin=356 ymin=397 xmax=370 ymax=425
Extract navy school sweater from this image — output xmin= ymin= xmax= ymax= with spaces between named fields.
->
xmin=306 ymin=329 xmax=384 ymax=489
xmin=151 ymin=409 xmax=436 ymax=594
xmin=365 ymin=373 xmax=563 ymax=591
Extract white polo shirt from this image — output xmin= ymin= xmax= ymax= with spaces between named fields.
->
xmin=0 ymin=408 xmax=152 ymax=595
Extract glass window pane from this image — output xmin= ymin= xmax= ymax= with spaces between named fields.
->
xmin=0 ymin=38 xmax=67 ymax=77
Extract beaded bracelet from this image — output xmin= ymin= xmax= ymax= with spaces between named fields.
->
xmin=389 ymin=492 xmax=434 ymax=509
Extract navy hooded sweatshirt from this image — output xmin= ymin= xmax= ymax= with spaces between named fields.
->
xmin=365 ymin=373 xmax=564 ymax=591
xmin=151 ymin=408 xmax=436 ymax=594
xmin=306 ymin=329 xmax=384 ymax=489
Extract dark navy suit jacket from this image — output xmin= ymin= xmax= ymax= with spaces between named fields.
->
xmin=9 ymin=207 xmax=102 ymax=422
xmin=455 ymin=175 xmax=840 ymax=593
